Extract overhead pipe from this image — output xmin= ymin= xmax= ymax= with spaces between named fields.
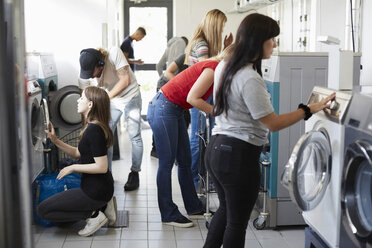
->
xmin=345 ymin=0 xmax=362 ymax=52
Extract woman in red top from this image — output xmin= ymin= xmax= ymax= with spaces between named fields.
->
xmin=147 ymin=59 xmax=219 ymax=227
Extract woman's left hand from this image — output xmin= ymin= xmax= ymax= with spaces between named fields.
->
xmin=224 ymin=32 xmax=233 ymax=48
xmin=57 ymin=165 xmax=75 ymax=180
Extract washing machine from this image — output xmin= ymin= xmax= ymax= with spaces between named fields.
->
xmin=281 ymin=86 xmax=352 ymax=247
xmin=27 ymin=80 xmax=50 ymax=181
xmin=339 ymin=93 xmax=372 ymax=248
xmin=26 ymin=52 xmax=58 ymax=98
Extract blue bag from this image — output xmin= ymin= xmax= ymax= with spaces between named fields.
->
xmin=33 ymin=172 xmax=81 ymax=227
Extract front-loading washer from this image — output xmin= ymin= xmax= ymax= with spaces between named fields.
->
xmin=282 ymin=86 xmax=352 ymax=247
xmin=27 ymin=80 xmax=49 ymax=181
xmin=340 ymin=93 xmax=372 ymax=248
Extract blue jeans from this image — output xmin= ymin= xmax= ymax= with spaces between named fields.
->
xmin=190 ymin=95 xmax=215 ymax=188
xmin=108 ymin=92 xmax=143 ymax=172
xmin=147 ymin=92 xmax=203 ymax=222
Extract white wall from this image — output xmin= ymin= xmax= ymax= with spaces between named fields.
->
xmin=360 ymin=0 xmax=372 ymax=86
xmin=173 ymin=0 xmax=250 ymax=46
xmin=24 ymin=0 xmax=372 ymax=87
xmin=25 ymin=0 xmax=110 ymax=88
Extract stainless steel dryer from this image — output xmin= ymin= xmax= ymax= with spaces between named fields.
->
xmin=27 ymin=80 xmax=50 ymax=181
xmin=340 ymin=93 xmax=372 ymax=248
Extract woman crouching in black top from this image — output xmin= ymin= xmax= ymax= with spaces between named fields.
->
xmin=38 ymin=86 xmax=117 ymax=237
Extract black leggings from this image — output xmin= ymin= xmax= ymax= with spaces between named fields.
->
xmin=38 ymin=188 xmax=107 ymax=223
xmin=203 ymin=134 xmax=262 ymax=248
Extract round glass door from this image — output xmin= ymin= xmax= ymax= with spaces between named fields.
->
xmin=31 ymin=98 xmax=43 ymax=147
xmin=282 ymin=129 xmax=332 ymax=211
xmin=343 ymin=140 xmax=372 ymax=238
xmin=40 ymin=98 xmax=49 ymax=144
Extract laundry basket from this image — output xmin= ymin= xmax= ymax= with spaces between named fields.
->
xmin=58 ymin=128 xmax=81 ymax=159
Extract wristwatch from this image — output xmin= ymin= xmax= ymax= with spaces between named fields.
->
xmin=298 ymin=103 xmax=312 ymax=120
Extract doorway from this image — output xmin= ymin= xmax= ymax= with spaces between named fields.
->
xmin=124 ymin=0 xmax=173 ymax=116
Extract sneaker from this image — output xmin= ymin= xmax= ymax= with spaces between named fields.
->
xmin=189 ymin=209 xmax=215 ymax=220
xmin=104 ymin=196 xmax=117 ymax=226
xmin=78 ymin=211 xmax=108 ymax=237
xmin=163 ymin=215 xmax=194 ymax=228
xmin=124 ymin=171 xmax=139 ymax=191
xmin=150 ymin=149 xmax=158 ymax=158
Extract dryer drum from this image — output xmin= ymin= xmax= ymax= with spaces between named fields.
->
xmin=49 ymin=85 xmax=82 ymax=131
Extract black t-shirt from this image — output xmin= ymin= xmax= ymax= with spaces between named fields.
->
xmin=78 ymin=123 xmax=114 ymax=202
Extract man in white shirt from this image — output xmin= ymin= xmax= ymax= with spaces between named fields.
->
xmin=79 ymin=47 xmax=143 ymax=191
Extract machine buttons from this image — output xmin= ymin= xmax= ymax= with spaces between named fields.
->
xmin=329 ymin=100 xmax=340 ymax=111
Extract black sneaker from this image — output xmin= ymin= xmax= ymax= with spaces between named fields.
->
xmin=124 ymin=171 xmax=139 ymax=191
xmin=150 ymin=149 xmax=158 ymax=158
xmin=189 ymin=209 xmax=215 ymax=220
xmin=163 ymin=215 xmax=194 ymax=228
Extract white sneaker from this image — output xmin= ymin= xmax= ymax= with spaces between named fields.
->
xmin=104 ymin=196 xmax=117 ymax=226
xmin=78 ymin=211 xmax=108 ymax=237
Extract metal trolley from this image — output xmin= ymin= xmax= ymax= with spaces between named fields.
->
xmin=253 ymin=148 xmax=271 ymax=230
xmin=196 ymin=111 xmax=214 ymax=228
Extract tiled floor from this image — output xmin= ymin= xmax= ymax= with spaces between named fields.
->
xmin=32 ymin=123 xmax=306 ymax=248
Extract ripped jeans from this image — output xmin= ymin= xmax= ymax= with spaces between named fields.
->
xmin=108 ymin=92 xmax=143 ymax=172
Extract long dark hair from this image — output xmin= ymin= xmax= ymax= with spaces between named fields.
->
xmin=80 ymin=86 xmax=113 ymax=147
xmin=213 ymin=13 xmax=280 ymax=117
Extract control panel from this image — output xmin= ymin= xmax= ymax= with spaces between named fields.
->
xmin=307 ymin=86 xmax=352 ymax=123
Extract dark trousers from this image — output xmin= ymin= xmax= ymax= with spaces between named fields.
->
xmin=38 ymin=188 xmax=107 ymax=223
xmin=203 ymin=134 xmax=262 ymax=248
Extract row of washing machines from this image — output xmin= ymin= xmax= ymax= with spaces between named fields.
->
xmin=26 ymin=52 xmax=82 ymax=182
xmin=282 ymin=86 xmax=372 ymax=248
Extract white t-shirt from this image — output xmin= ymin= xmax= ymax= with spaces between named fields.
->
xmin=79 ymin=47 xmax=140 ymax=110
xmin=212 ymin=60 xmax=274 ymax=146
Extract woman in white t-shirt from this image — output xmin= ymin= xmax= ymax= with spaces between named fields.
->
xmin=203 ymin=13 xmax=335 ymax=248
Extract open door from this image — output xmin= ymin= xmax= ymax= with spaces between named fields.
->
xmin=281 ymin=129 xmax=332 ymax=211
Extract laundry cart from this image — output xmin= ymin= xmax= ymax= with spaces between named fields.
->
xmin=196 ymin=111 xmax=214 ymax=228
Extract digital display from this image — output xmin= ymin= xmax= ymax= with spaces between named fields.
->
xmin=348 ymin=118 xmax=360 ymax=128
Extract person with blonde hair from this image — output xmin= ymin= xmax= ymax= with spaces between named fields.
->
xmin=38 ymin=86 xmax=117 ymax=237
xmin=185 ymin=8 xmax=233 ymax=189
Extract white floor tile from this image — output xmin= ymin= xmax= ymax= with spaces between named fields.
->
xmin=35 ymin=240 xmax=64 ymax=248
xmin=120 ymin=240 xmax=148 ymax=248
xmin=175 ymin=230 xmax=203 ymax=240
xmin=62 ymin=240 xmax=92 ymax=248
xmin=91 ymin=240 xmax=120 ymax=248
xmin=176 ymin=239 xmax=204 ymax=248
xmin=121 ymin=230 xmax=148 ymax=240
xmin=148 ymin=230 xmax=175 ymax=240
xmin=244 ymin=239 xmax=262 ymax=248
xmin=93 ymin=227 xmax=122 ymax=240
xmin=258 ymin=237 xmax=290 ymax=248
xmin=148 ymin=240 xmax=176 ymax=248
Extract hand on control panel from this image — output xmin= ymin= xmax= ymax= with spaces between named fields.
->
xmin=308 ymin=92 xmax=336 ymax=114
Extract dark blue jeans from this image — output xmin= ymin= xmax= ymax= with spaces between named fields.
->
xmin=203 ymin=134 xmax=262 ymax=248
xmin=190 ymin=95 xmax=215 ymax=188
xmin=147 ymin=92 xmax=203 ymax=222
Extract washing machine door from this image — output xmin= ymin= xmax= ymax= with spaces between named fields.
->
xmin=342 ymin=140 xmax=372 ymax=241
xmin=40 ymin=98 xmax=50 ymax=144
xmin=31 ymin=98 xmax=46 ymax=147
xmin=281 ymin=129 xmax=332 ymax=211
xmin=49 ymin=85 xmax=82 ymax=130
